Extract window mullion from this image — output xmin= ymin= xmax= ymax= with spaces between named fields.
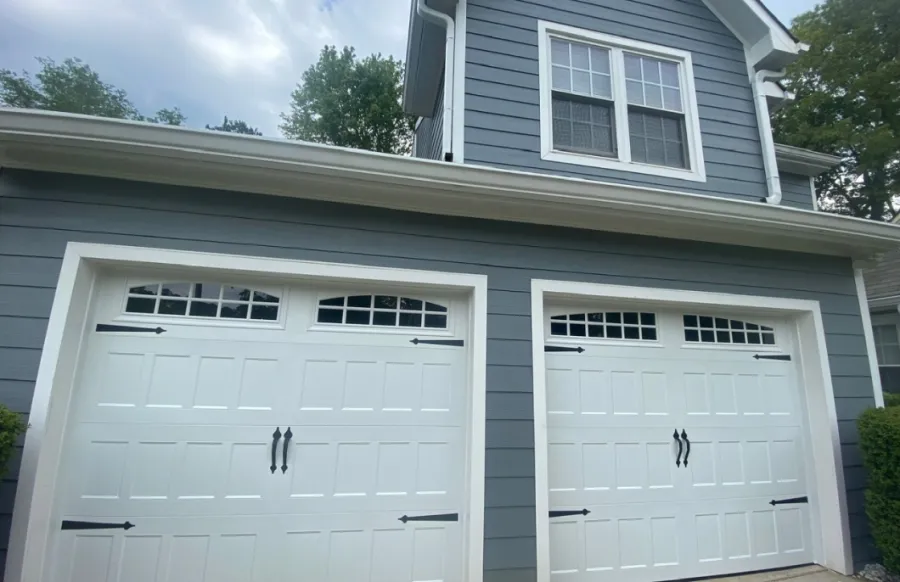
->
xmin=610 ymin=48 xmax=631 ymax=163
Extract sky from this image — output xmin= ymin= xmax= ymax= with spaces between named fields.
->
xmin=0 ymin=0 xmax=820 ymax=135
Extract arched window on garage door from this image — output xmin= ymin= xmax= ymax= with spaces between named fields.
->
xmin=124 ymin=282 xmax=281 ymax=321
xmin=316 ymin=294 xmax=449 ymax=329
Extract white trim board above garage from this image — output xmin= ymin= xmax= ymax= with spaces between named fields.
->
xmin=1 ymin=109 xmax=899 ymax=258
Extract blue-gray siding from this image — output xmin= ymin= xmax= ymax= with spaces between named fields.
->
xmin=463 ymin=0 xmax=770 ymax=203
xmin=0 ymin=169 xmax=879 ymax=577
xmin=781 ymin=172 xmax=815 ymax=210
xmin=415 ymin=73 xmax=445 ymax=160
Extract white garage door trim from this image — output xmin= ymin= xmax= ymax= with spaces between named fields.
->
xmin=6 ymin=242 xmax=488 ymax=582
xmin=530 ymin=279 xmax=853 ymax=581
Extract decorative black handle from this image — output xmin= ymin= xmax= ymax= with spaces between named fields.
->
xmin=270 ymin=427 xmax=282 ymax=474
xmin=281 ymin=427 xmax=293 ymax=474
xmin=681 ymin=429 xmax=691 ymax=467
xmin=674 ymin=430 xmax=683 ymax=467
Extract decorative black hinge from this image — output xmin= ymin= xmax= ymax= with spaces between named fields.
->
xmin=410 ymin=338 xmax=464 ymax=347
xmin=62 ymin=520 xmax=135 ymax=530
xmin=769 ymin=496 xmax=808 ymax=506
xmin=545 ymin=345 xmax=585 ymax=353
xmin=398 ymin=513 xmax=459 ymax=523
xmin=754 ymin=354 xmax=791 ymax=361
xmin=96 ymin=324 xmax=166 ymax=334
xmin=549 ymin=509 xmax=591 ymax=518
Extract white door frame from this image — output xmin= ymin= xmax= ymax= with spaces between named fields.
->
xmin=5 ymin=242 xmax=488 ymax=582
xmin=530 ymin=279 xmax=854 ymax=580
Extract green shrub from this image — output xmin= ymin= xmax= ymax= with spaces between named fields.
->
xmin=885 ymin=392 xmax=900 ymax=408
xmin=0 ymin=406 xmax=26 ymax=479
xmin=859 ymin=405 xmax=900 ymax=572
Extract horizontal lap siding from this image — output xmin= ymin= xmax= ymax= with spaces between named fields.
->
xmin=464 ymin=0 xmax=769 ymax=202
xmin=415 ymin=74 xmax=445 ymax=161
xmin=0 ymin=170 xmax=876 ymax=578
xmin=781 ymin=172 xmax=815 ymax=210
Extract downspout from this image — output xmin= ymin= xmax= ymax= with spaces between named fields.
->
xmin=751 ymin=69 xmax=785 ymax=204
xmin=417 ymin=0 xmax=455 ymax=162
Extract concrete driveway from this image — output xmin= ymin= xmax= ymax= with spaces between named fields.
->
xmin=712 ymin=566 xmax=856 ymax=582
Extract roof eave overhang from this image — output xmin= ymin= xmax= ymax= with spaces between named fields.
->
xmin=774 ymin=143 xmax=842 ymax=177
xmin=0 ymin=110 xmax=896 ymax=261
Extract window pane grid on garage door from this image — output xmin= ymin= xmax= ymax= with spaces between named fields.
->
xmin=683 ymin=315 xmax=776 ymax=346
xmin=551 ymin=311 xmax=657 ymax=340
xmin=125 ymin=282 xmax=281 ymax=321
xmin=317 ymin=295 xmax=448 ymax=329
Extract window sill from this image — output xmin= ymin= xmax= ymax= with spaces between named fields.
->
xmin=542 ymin=149 xmax=707 ymax=183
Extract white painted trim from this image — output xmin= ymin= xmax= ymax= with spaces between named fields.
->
xmin=537 ymin=21 xmax=707 ymax=183
xmin=855 ymin=267 xmax=886 ymax=408
xmin=810 ymin=176 xmax=818 ymax=211
xmin=6 ymin=243 xmax=488 ymax=582
xmin=452 ymin=0 xmax=467 ymax=164
xmin=530 ymin=280 xmax=854 ymax=581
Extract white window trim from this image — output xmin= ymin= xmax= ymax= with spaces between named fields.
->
xmin=5 ymin=243 xmax=488 ymax=582
xmin=537 ymin=21 xmax=707 ymax=183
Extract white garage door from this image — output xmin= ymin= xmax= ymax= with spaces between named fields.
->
xmin=545 ymin=307 xmax=814 ymax=582
xmin=48 ymin=273 xmax=470 ymax=582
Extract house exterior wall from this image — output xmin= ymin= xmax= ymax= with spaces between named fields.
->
xmin=0 ymin=169 xmax=879 ymax=578
xmin=414 ymin=73 xmax=445 ymax=160
xmin=462 ymin=0 xmax=770 ymax=203
xmin=781 ymin=172 xmax=815 ymax=210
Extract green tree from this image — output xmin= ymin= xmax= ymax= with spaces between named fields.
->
xmin=0 ymin=57 xmax=184 ymax=125
xmin=280 ymin=46 xmax=414 ymax=154
xmin=772 ymin=0 xmax=900 ymax=220
xmin=207 ymin=116 xmax=263 ymax=136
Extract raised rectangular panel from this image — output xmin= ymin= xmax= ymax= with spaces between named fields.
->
xmin=615 ymin=443 xmax=646 ymax=489
xmin=97 ymin=352 xmax=144 ymax=407
xmin=67 ymin=535 xmax=114 ymax=581
xmin=285 ymin=531 xmax=326 ymax=580
xmin=642 ymin=372 xmax=668 ymax=415
xmin=417 ymin=442 xmax=450 ymax=494
xmin=611 ymin=371 xmax=640 ymax=415
xmin=718 ymin=442 xmax=745 ymax=486
xmin=618 ymin=518 xmax=651 ymax=569
xmin=690 ymin=441 xmax=716 ymax=487
xmin=547 ymin=368 xmax=577 ymax=414
xmin=764 ymin=375 xmax=792 ymax=416
xmin=646 ymin=442 xmax=675 ymax=489
xmin=771 ymin=440 xmax=800 ymax=484
xmin=82 ymin=441 xmax=126 ymax=498
xmin=371 ymin=528 xmax=412 ymax=582
xmin=207 ymin=534 xmax=257 ymax=582
xmin=695 ymin=514 xmax=723 ymax=562
xmin=580 ymin=369 xmax=609 ymax=415
xmin=335 ymin=442 xmax=374 ymax=496
xmin=776 ymin=508 xmax=805 ymax=553
xmin=684 ymin=373 xmax=710 ymax=415
xmin=342 ymin=361 xmax=381 ymax=411
xmin=412 ymin=527 xmax=447 ymax=581
xmin=583 ymin=443 xmax=612 ymax=491
xmin=736 ymin=374 xmax=765 ymax=415
xmin=422 ymin=363 xmax=453 ymax=412
xmin=176 ymin=443 xmax=224 ymax=499
xmin=549 ymin=520 xmax=580 ymax=574
xmin=549 ymin=442 xmax=579 ymax=492
xmin=745 ymin=441 xmax=772 ymax=484
xmin=116 ymin=535 xmax=162 ymax=582
xmin=166 ymin=536 xmax=210 ymax=582
xmin=710 ymin=374 xmax=737 ymax=415
xmin=301 ymin=360 xmax=341 ymax=410
xmin=194 ymin=357 xmax=238 ymax=409
xmin=651 ymin=517 xmax=679 ymax=566
xmin=752 ymin=510 xmax=778 ymax=556
xmin=129 ymin=442 xmax=176 ymax=499
xmin=376 ymin=442 xmax=415 ymax=495
xmin=147 ymin=355 xmax=193 ymax=408
xmin=584 ymin=518 xmax=616 ymax=572
xmin=724 ymin=512 xmax=751 ymax=559
xmin=328 ymin=530 xmax=370 ymax=581
xmin=291 ymin=443 xmax=331 ymax=497
xmin=384 ymin=362 xmax=417 ymax=411
xmin=238 ymin=358 xmax=279 ymax=410
xmin=225 ymin=443 xmax=267 ymax=498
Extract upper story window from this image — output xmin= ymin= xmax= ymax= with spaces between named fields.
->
xmin=538 ymin=22 xmax=706 ymax=182
xmin=874 ymin=324 xmax=900 ymax=366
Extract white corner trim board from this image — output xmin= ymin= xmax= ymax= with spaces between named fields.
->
xmin=855 ymin=268 xmax=886 ymax=408
xmin=530 ymin=280 xmax=854 ymax=581
xmin=5 ymin=242 xmax=488 ymax=582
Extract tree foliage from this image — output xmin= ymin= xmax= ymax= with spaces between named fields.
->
xmin=207 ymin=116 xmax=263 ymax=136
xmin=772 ymin=0 xmax=900 ymax=220
xmin=280 ymin=46 xmax=414 ymax=154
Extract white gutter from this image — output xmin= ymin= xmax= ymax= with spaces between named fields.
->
xmin=752 ymin=69 xmax=786 ymax=204
xmin=416 ymin=0 xmax=455 ymax=162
